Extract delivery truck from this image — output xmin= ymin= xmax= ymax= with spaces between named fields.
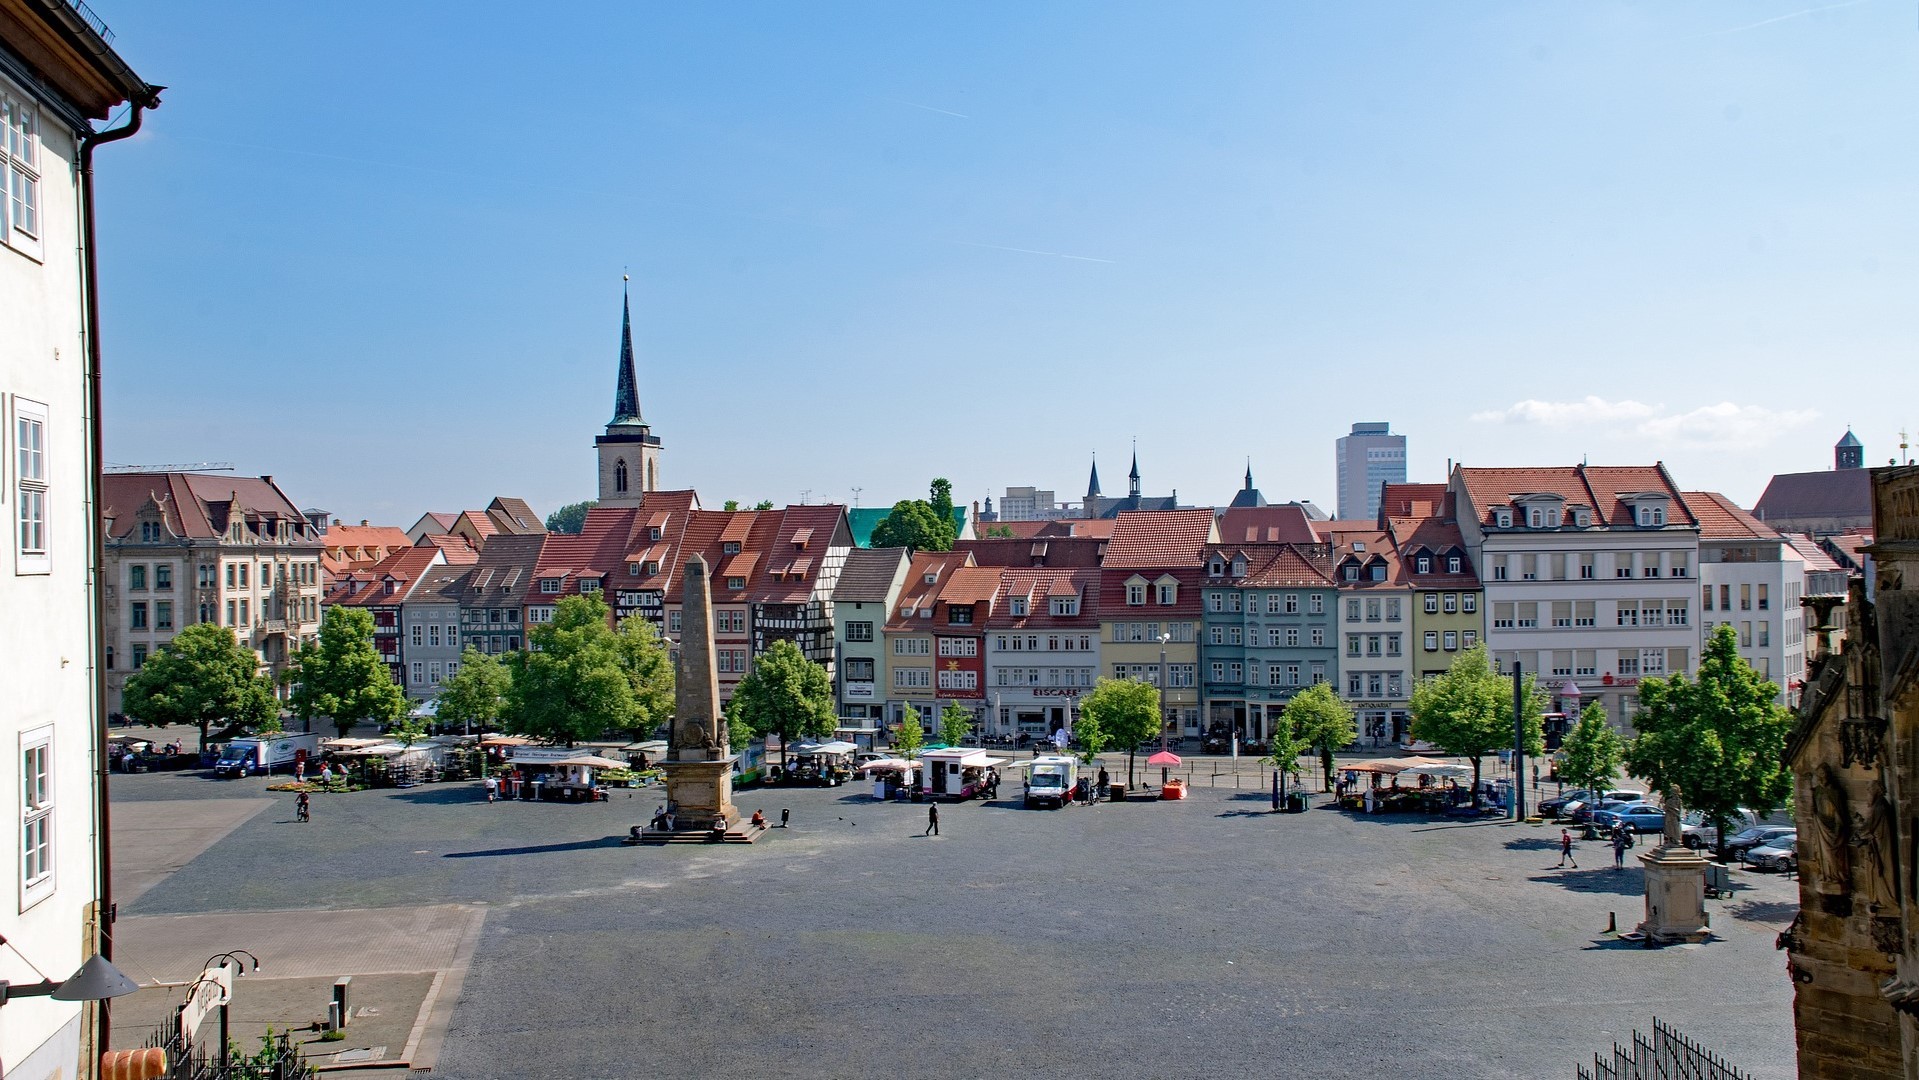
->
xmin=213 ymin=733 xmax=322 ymax=778
xmin=1025 ymin=755 xmax=1078 ymax=809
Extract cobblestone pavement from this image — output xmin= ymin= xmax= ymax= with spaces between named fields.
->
xmin=113 ymin=769 xmax=1798 ymax=1079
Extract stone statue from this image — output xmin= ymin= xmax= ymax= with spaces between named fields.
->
xmin=1852 ymin=774 xmax=1897 ymax=907
xmin=1661 ymin=791 xmax=1684 ymax=849
xmin=1810 ymin=765 xmax=1853 ymax=891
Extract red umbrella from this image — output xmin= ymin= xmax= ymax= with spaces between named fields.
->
xmin=1146 ymin=751 xmax=1182 ymax=767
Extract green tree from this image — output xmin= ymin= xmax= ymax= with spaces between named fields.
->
xmin=121 ymin=623 xmax=277 ymax=750
xmin=729 ymin=639 xmax=836 ymax=765
xmin=1078 ymin=677 xmax=1161 ymax=787
xmin=1265 ymin=707 xmax=1313 ymax=803
xmin=870 ymin=500 xmax=953 ymax=552
xmin=289 ymin=607 xmax=408 ymax=739
xmin=389 ymin=710 xmax=429 ymax=749
xmin=1557 ymin=703 xmax=1624 ymax=808
xmin=1285 ymin=682 xmax=1357 ymax=791
xmin=929 ymin=477 xmax=955 ymax=530
xmin=722 ymin=500 xmax=740 ymax=511
xmin=1409 ymin=645 xmax=1546 ymax=805
xmin=544 ymin=500 xmax=596 ymax=534
xmin=436 ymin=647 xmax=511 ymax=736
xmin=613 ymin=616 xmax=676 ymax=738
xmin=1071 ymin=711 xmax=1107 ymax=764
xmin=1625 ymin=624 xmax=1793 ymax=859
xmin=938 ymin=701 xmax=974 ymax=748
xmin=893 ymin=711 xmax=925 ymax=759
xmin=983 ymin=524 xmax=1017 ymax=539
xmin=504 ymin=594 xmax=634 ymax=746
xmin=753 ymin=500 xmax=775 ymax=511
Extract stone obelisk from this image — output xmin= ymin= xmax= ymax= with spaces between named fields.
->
xmin=658 ymin=554 xmax=736 ymax=829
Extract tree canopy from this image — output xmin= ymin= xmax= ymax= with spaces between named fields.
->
xmin=122 ymin=623 xmax=277 ymax=749
xmin=504 ymin=595 xmax=634 ymax=746
xmin=289 ymin=607 xmax=408 ymax=739
xmin=871 ymin=478 xmax=959 ymax=552
xmin=544 ymin=500 xmax=595 ymax=534
xmin=938 ymin=701 xmax=974 ymax=748
xmin=1557 ymin=702 xmax=1624 ymax=802
xmin=613 ymin=616 xmax=676 ymax=739
xmin=1409 ymin=645 xmax=1546 ymax=803
xmin=436 ymin=646 xmax=511 ymax=736
xmin=892 ymin=711 xmax=925 ymax=759
xmin=1284 ymin=682 xmax=1357 ymax=790
xmin=729 ymin=639 xmax=836 ymax=763
xmin=1624 ymin=624 xmax=1793 ymax=856
xmin=1079 ymin=677 xmax=1161 ymax=786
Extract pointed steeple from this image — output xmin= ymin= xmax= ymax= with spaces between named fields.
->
xmin=1244 ymin=458 xmax=1254 ymax=491
xmin=610 ymin=281 xmax=643 ymax=427
xmin=1086 ymin=454 xmax=1102 ymax=499
xmin=1128 ymin=442 xmax=1140 ymax=498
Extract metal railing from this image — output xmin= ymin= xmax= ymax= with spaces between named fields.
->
xmin=1577 ymin=1018 xmax=1753 ymax=1080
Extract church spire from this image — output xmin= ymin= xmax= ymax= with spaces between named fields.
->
xmin=1086 ymin=454 xmax=1101 ymax=499
xmin=1244 ymin=458 xmax=1254 ymax=491
xmin=1128 ymin=441 xmax=1141 ymax=498
xmin=610 ymin=280 xmax=643 ymax=427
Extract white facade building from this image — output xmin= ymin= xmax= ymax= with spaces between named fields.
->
xmin=1 ymin=6 xmax=158 ymax=1077
xmin=1454 ymin=466 xmax=1702 ymax=731
xmin=1689 ymin=491 xmax=1807 ymax=703
xmin=1335 ymin=422 xmax=1407 ymax=521
xmin=998 ymin=486 xmax=1063 ymax=522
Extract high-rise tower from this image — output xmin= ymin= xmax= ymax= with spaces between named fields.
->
xmin=596 ymin=283 xmax=663 ymax=506
xmin=1335 ymin=422 xmax=1406 ymax=521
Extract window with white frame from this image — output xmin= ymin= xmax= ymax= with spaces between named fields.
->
xmin=1461 ymin=594 xmax=1476 ymax=614
xmin=845 ymin=621 xmax=874 ymax=642
xmin=411 ymin=661 xmax=424 ymax=684
xmin=894 ymin=638 xmax=930 ymax=656
xmin=1424 ymin=631 xmax=1438 ymax=651
xmin=1309 ymin=594 xmax=1324 ymax=614
xmin=428 ymin=661 xmax=443 ymax=684
xmin=22 ymin=728 xmax=53 ymax=902
xmin=1424 ymin=593 xmax=1438 ymax=614
xmin=894 ymin=667 xmax=930 ymax=689
xmin=15 ymin=397 xmax=48 ymax=573
xmin=2 ymin=89 xmax=41 ymax=252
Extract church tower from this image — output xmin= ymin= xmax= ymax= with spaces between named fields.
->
xmin=1835 ymin=428 xmax=1864 ymax=470
xmin=596 ymin=283 xmax=663 ymax=507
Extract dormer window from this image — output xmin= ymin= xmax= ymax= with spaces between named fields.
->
xmin=580 ymin=579 xmax=602 ymax=593
xmin=629 ymin=562 xmax=642 ymax=576
xmin=1573 ymin=508 xmax=1591 ymax=528
xmin=650 ymin=527 xmax=663 ymax=541
xmin=540 ymin=578 xmax=562 ymax=594
xmin=1010 ymin=597 xmax=1028 ymax=616
xmin=723 ymin=542 xmax=742 ymax=556
xmin=1231 ymin=555 xmax=1247 ymax=577
xmin=920 ymin=607 xmax=933 ymax=620
xmin=1415 ymin=556 xmax=1431 ymax=573
xmin=727 ymin=576 xmax=746 ymax=590
xmin=924 ymin=573 xmax=938 ymax=585
xmin=140 ymin=521 xmax=162 ymax=542
xmin=1051 ymin=596 xmax=1079 ymax=616
xmin=1447 ymin=556 xmax=1462 ymax=573
xmin=1637 ymin=505 xmax=1666 ymax=527
xmin=900 ymin=605 xmax=916 ymax=618
xmin=645 ymin=561 xmax=659 ymax=576
xmin=1494 ymin=509 xmax=1513 ymax=528
xmin=1155 ymin=577 xmax=1178 ymax=605
xmin=1368 ymin=563 xmax=1386 ymax=582
xmin=948 ymin=605 xmax=973 ymax=625
xmin=1528 ymin=507 xmax=1544 ymax=528
xmin=1208 ymin=559 xmax=1224 ymax=578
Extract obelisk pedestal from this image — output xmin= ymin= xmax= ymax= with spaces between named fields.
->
xmin=658 ymin=553 xmax=736 ymax=830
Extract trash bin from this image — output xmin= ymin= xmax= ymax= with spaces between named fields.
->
xmin=1108 ymin=783 xmax=1126 ymax=802
xmin=1285 ymin=793 xmax=1307 ymax=813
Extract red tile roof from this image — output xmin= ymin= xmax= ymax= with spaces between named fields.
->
xmin=1682 ymin=491 xmax=1779 ymax=541
xmin=421 ymin=533 xmax=480 ymax=564
xmin=985 ymin=568 xmax=1101 ymax=629
xmin=1783 ymin=533 xmax=1843 ymax=573
xmin=1216 ymin=505 xmax=1319 ymax=546
xmin=1102 ymin=509 xmax=1217 ymax=569
xmin=1456 ymin=465 xmax=1696 ymax=528
xmin=1203 ymin=544 xmax=1336 ymax=588
xmin=1376 ymin=482 xmax=1453 ymax=522
xmin=955 ymin=537 xmax=1106 ymax=568
xmin=888 ymin=551 xmax=974 ymax=630
xmin=325 ymin=546 xmax=444 ymax=607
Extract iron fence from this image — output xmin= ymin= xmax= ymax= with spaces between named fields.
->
xmin=1577 ymin=1018 xmax=1752 ymax=1080
xmin=141 ymin=1011 xmax=319 ymax=1080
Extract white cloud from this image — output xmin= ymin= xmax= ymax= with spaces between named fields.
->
xmin=1472 ymin=396 xmax=1819 ymax=450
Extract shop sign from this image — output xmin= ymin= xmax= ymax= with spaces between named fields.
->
xmin=842 ymin=682 xmax=875 ymax=700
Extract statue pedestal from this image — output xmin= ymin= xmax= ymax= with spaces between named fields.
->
xmin=1636 ymin=843 xmax=1713 ymax=944
xmin=660 ymin=755 xmax=737 ymax=830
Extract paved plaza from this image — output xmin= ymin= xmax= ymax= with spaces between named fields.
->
xmin=109 ymin=766 xmax=1797 ymax=1079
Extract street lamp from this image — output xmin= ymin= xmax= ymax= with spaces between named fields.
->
xmin=1158 ymin=632 xmax=1172 ymax=753
xmin=0 ymin=936 xmax=140 ymax=1006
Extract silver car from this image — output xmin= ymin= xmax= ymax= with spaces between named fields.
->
xmin=1743 ymin=836 xmax=1797 ymax=872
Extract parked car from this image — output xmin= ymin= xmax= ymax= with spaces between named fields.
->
xmin=1591 ymin=803 xmax=1667 ymax=834
xmin=1680 ymin=808 xmax=1788 ymax=849
xmin=1599 ymin=789 xmax=1647 ymax=805
xmin=1743 ymin=836 xmax=1798 ymax=872
xmin=1539 ymin=789 xmax=1598 ymax=818
xmin=1725 ymin=825 xmax=1798 ymax=856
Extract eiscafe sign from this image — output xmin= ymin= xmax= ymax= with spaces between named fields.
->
xmin=1029 ymin=688 xmax=1081 ymax=698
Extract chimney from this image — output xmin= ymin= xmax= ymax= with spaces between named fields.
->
xmin=332 ymin=518 xmax=342 ymax=527
xmin=361 ymin=519 xmax=370 ymax=527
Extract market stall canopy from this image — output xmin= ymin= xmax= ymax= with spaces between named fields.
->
xmin=1146 ymin=751 xmax=1182 ymax=767
xmin=622 ymin=740 xmax=667 ymax=756
xmin=1396 ymin=756 xmax=1459 ymax=771
xmin=1342 ymin=760 xmax=1410 ymax=775
xmin=409 ymin=699 xmax=439 ymax=718
xmin=548 ymin=755 xmax=629 ymax=770
xmin=321 ymin=738 xmax=389 ymax=751
xmin=1400 ymin=762 xmax=1472 ymax=780
xmin=481 ymin=736 xmax=534 ymax=748
xmin=856 ymin=758 xmax=917 ymax=774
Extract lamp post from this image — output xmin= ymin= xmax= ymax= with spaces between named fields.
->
xmin=1158 ymin=633 xmax=1171 ymax=754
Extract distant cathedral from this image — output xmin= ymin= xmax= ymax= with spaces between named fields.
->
xmin=596 ymin=284 xmax=663 ymax=506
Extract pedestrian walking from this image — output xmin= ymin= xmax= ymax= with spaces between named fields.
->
xmin=295 ymin=759 xmax=306 ymax=784
xmin=484 ymin=776 xmax=498 ymax=803
xmin=1559 ymin=829 xmax=1577 ymax=868
xmin=1612 ymin=826 xmax=1629 ymax=869
xmin=925 ymin=803 xmax=940 ymax=836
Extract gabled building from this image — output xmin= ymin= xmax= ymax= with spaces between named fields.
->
xmin=986 ymin=567 xmax=1102 ymax=739
xmin=453 ymin=532 xmax=544 ymax=655
xmin=102 ymin=472 xmax=324 ymax=715
xmin=927 ymin=565 xmax=1000 ymax=728
xmin=883 ymin=551 xmax=975 ymax=726
xmin=1197 ymin=544 xmax=1337 ymax=746
xmin=1323 ymin=525 xmax=1416 ymax=743
xmin=745 ymin=503 xmax=855 ymax=673
xmin=832 ymin=547 xmax=911 ymax=723
xmin=1083 ymin=449 xmax=1183 ymax=518
xmin=1686 ymin=490 xmax=1807 ymax=703
xmin=1453 ymin=464 xmax=1702 ymax=731
xmin=1216 ymin=503 xmax=1321 ymax=547
xmin=407 ymin=497 xmax=545 ymax=547
xmin=1379 ymin=483 xmax=1483 ymax=689
xmin=321 ymin=520 xmax=412 ymax=583
xmin=1099 ymin=509 xmax=1217 ymax=738
xmin=956 ymin=535 xmax=1107 ymax=570
xmin=324 ymin=546 xmax=446 ymax=684
xmin=399 ymin=567 xmax=468 ymax=700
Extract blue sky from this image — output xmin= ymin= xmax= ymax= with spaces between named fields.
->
xmin=94 ymin=1 xmax=1916 ymax=524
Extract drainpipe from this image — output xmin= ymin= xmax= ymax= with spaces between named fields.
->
xmin=81 ymin=94 xmax=155 ymax=1065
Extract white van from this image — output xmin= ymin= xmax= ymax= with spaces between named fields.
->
xmin=1025 ymin=756 xmax=1078 ymax=809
